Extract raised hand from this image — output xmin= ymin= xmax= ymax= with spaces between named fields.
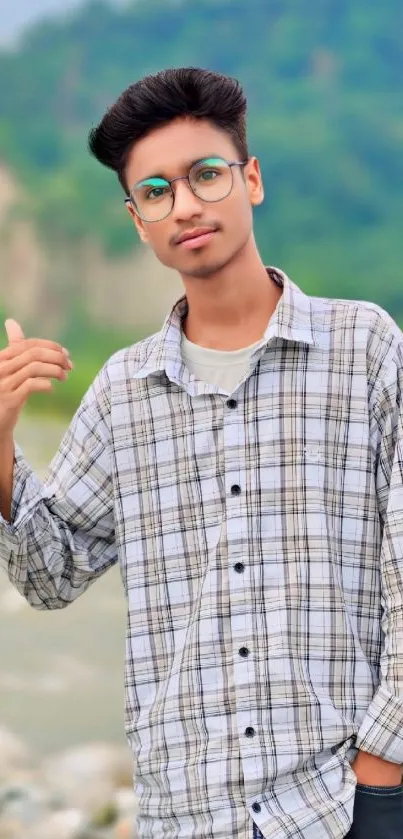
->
xmin=0 ymin=319 xmax=72 ymax=441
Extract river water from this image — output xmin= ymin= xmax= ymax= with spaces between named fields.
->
xmin=0 ymin=414 xmax=127 ymax=755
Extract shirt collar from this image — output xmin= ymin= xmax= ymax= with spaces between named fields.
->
xmin=133 ymin=266 xmax=326 ymax=381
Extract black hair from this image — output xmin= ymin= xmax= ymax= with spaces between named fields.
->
xmin=88 ymin=67 xmax=248 ymax=194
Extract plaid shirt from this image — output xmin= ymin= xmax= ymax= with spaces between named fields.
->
xmin=1 ymin=268 xmax=403 ymax=839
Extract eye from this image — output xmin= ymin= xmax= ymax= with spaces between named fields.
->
xmin=134 ymin=177 xmax=170 ymax=202
xmin=146 ymin=186 xmax=170 ymax=201
xmin=197 ymin=168 xmax=220 ymax=182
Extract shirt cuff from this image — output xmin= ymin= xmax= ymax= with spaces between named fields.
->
xmin=355 ymin=683 xmax=403 ymax=765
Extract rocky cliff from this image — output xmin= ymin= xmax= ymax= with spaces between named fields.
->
xmin=0 ymin=165 xmax=183 ymax=338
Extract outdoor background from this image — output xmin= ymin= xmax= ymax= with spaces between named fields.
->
xmin=0 ymin=0 xmax=402 ymax=759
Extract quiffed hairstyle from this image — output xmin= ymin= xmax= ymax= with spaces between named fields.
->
xmin=88 ymin=67 xmax=248 ymax=194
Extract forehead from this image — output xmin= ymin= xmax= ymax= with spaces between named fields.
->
xmin=125 ymin=117 xmax=238 ymax=183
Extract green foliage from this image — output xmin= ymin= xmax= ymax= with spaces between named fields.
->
xmin=24 ymin=304 xmax=145 ymax=416
xmin=1 ymin=0 xmax=403 ymax=413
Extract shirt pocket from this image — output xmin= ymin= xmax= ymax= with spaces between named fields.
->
xmin=298 ymin=436 xmax=371 ymax=518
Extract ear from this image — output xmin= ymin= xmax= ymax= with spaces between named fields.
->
xmin=125 ymin=199 xmax=150 ymax=244
xmin=245 ymin=157 xmax=264 ymax=207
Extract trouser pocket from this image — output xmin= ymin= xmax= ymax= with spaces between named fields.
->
xmin=347 ymin=783 xmax=403 ymax=839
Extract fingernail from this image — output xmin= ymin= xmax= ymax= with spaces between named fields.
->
xmin=62 ymin=347 xmax=70 ymax=356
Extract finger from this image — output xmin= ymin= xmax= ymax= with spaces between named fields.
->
xmin=0 ymin=348 xmax=71 ymax=379
xmin=7 ymin=362 xmax=68 ymax=392
xmin=0 ymin=339 xmax=70 ymax=362
xmin=5 ymin=319 xmax=25 ymax=344
xmin=17 ymin=378 xmax=54 ymax=401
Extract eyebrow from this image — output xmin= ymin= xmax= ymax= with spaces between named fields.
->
xmin=135 ymin=155 xmax=224 ymax=186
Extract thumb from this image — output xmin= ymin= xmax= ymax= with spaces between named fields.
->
xmin=5 ymin=319 xmax=25 ymax=344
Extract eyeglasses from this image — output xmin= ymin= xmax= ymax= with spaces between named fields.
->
xmin=124 ymin=156 xmax=248 ymax=223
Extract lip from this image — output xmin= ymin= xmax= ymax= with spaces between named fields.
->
xmin=176 ymin=228 xmax=218 ymax=249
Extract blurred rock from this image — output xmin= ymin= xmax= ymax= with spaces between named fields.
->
xmin=30 ymin=808 xmax=87 ymax=839
xmin=0 ymin=819 xmax=23 ymax=839
xmin=0 ymin=784 xmax=50 ymax=839
xmin=0 ymin=728 xmax=138 ymax=838
xmin=42 ymin=742 xmax=133 ymax=814
xmin=0 ymin=729 xmax=32 ymax=783
xmin=114 ymin=788 xmax=137 ymax=818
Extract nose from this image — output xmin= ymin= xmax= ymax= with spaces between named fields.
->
xmin=171 ymin=178 xmax=203 ymax=221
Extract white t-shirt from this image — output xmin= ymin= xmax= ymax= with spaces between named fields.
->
xmin=181 ymin=332 xmax=262 ymax=393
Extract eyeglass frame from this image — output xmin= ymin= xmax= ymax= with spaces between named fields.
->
xmin=124 ymin=157 xmax=249 ymax=222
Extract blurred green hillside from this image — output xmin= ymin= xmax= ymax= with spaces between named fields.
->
xmin=0 ymin=0 xmax=402 ymax=413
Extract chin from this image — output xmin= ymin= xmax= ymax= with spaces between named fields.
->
xmin=180 ymin=255 xmax=233 ymax=280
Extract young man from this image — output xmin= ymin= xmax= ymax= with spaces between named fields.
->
xmin=0 ymin=67 xmax=402 ymax=839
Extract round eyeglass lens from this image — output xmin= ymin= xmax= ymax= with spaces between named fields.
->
xmin=190 ymin=158 xmax=233 ymax=202
xmin=131 ymin=177 xmax=173 ymax=222
xmin=130 ymin=157 xmax=234 ymax=222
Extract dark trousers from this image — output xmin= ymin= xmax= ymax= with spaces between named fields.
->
xmin=252 ymin=782 xmax=403 ymax=838
xmin=344 ymin=782 xmax=403 ymax=838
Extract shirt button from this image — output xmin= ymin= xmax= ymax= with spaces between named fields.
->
xmin=239 ymin=646 xmax=250 ymax=658
xmin=231 ymin=484 xmax=241 ymax=496
xmin=252 ymin=802 xmax=261 ymax=814
xmin=234 ymin=562 xmax=245 ymax=573
xmin=245 ymin=726 xmax=256 ymax=738
xmin=226 ymin=399 xmax=237 ymax=409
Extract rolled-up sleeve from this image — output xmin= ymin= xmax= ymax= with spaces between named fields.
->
xmin=356 ymin=344 xmax=403 ymax=763
xmin=0 ymin=365 xmax=117 ymax=610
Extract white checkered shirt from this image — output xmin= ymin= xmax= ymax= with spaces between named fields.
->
xmin=1 ymin=268 xmax=403 ymax=839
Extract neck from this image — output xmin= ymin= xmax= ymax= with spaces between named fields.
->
xmin=181 ymin=236 xmax=283 ymax=350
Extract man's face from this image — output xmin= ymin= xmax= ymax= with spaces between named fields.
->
xmin=125 ymin=117 xmax=264 ymax=280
